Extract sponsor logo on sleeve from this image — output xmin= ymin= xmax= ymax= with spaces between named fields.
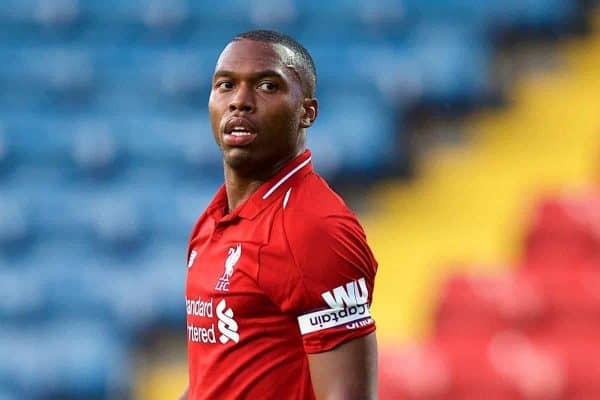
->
xmin=297 ymin=277 xmax=373 ymax=335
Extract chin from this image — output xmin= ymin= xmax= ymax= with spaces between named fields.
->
xmin=223 ymin=148 xmax=256 ymax=170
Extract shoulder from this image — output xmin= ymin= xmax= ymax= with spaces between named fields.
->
xmin=280 ymin=173 xmax=375 ymax=277
xmin=282 ymin=172 xmax=367 ymax=245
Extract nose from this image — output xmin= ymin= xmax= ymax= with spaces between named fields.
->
xmin=228 ymin=84 xmax=255 ymax=113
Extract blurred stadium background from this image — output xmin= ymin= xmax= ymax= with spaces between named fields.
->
xmin=1 ymin=0 xmax=600 ymax=399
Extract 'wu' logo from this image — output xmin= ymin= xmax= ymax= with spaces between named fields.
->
xmin=216 ymin=244 xmax=241 ymax=291
xmin=321 ymin=277 xmax=369 ymax=308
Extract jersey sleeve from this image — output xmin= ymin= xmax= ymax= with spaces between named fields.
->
xmin=260 ymin=210 xmax=378 ymax=354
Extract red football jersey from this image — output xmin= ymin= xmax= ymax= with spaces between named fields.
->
xmin=185 ymin=150 xmax=378 ymax=399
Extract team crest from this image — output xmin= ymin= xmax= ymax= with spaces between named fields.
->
xmin=216 ymin=244 xmax=241 ymax=291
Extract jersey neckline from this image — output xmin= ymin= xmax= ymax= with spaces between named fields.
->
xmin=206 ymin=149 xmax=314 ymax=222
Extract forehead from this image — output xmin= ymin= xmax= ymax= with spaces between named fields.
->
xmin=214 ymin=39 xmax=296 ymax=78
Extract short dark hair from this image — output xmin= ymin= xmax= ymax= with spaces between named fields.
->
xmin=232 ymin=29 xmax=317 ymax=97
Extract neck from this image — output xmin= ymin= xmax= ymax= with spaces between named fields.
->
xmin=224 ymin=169 xmax=263 ymax=213
xmin=223 ymin=150 xmax=303 ymax=213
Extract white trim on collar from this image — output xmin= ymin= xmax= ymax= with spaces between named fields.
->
xmin=262 ymin=157 xmax=312 ymax=200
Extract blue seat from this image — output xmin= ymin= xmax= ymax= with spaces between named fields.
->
xmin=0 ymin=112 xmax=125 ymax=178
xmin=0 ymin=326 xmax=48 ymax=398
xmin=0 ymin=46 xmax=96 ymax=102
xmin=46 ymin=179 xmax=154 ymax=254
xmin=310 ymin=91 xmax=396 ymax=176
xmin=0 ymin=259 xmax=44 ymax=321
xmin=94 ymin=46 xmax=215 ymax=111
xmin=309 ymin=43 xmax=421 ymax=109
xmin=0 ymin=388 xmax=21 ymax=400
xmin=402 ymin=0 xmax=491 ymax=26
xmin=4 ymin=179 xmax=89 ymax=244
xmin=0 ymin=195 xmax=32 ymax=253
xmin=0 ymin=113 xmax=73 ymax=167
xmin=295 ymin=0 xmax=408 ymax=43
xmin=0 ymin=0 xmax=81 ymax=27
xmin=0 ymin=318 xmax=130 ymax=398
xmin=122 ymin=114 xmax=221 ymax=177
xmin=0 ymin=117 xmax=17 ymax=173
xmin=490 ymin=0 xmax=583 ymax=31
xmin=26 ymin=239 xmax=114 ymax=319
xmin=135 ymin=241 xmax=188 ymax=328
xmin=409 ymin=23 xmax=492 ymax=105
xmin=76 ymin=241 xmax=187 ymax=332
xmin=96 ymin=170 xmax=218 ymax=242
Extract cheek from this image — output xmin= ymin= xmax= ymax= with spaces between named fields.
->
xmin=265 ymin=102 xmax=300 ymax=130
xmin=208 ymin=95 xmax=223 ymax=136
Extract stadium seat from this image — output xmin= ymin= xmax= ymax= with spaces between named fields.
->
xmin=69 ymin=120 xmax=125 ymax=179
xmin=0 ymin=114 xmax=74 ymax=167
xmin=0 ymin=195 xmax=31 ymax=253
xmin=0 ymin=46 xmax=95 ymax=102
xmin=0 ymin=260 xmax=44 ymax=321
xmin=433 ymin=270 xmax=545 ymax=338
xmin=0 ymin=389 xmax=20 ymax=400
xmin=523 ymin=191 xmax=600 ymax=266
xmin=535 ymin=329 xmax=600 ymax=398
xmin=27 ymin=239 xmax=114 ymax=319
xmin=430 ymin=331 xmax=566 ymax=400
xmin=136 ymin=241 xmax=188 ymax=328
xmin=0 ymin=126 xmax=13 ymax=176
xmin=379 ymin=342 xmax=452 ymax=400
xmin=486 ymin=331 xmax=566 ymax=399
xmin=0 ymin=326 xmax=49 ymax=399
xmin=527 ymin=267 xmax=600 ymax=333
xmin=39 ymin=318 xmax=130 ymax=399
xmin=492 ymin=0 xmax=584 ymax=33
xmin=410 ymin=22 xmax=492 ymax=106
xmin=0 ymin=113 xmax=125 ymax=179
xmin=121 ymin=114 xmax=221 ymax=178
xmin=312 ymin=91 xmax=396 ymax=177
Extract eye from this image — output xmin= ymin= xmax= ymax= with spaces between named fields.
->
xmin=258 ymin=81 xmax=277 ymax=92
xmin=216 ymin=81 xmax=233 ymax=90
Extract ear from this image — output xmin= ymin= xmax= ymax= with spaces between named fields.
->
xmin=300 ymin=98 xmax=318 ymax=128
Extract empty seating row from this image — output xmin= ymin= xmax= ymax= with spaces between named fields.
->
xmin=0 ymin=318 xmax=130 ymax=400
xmin=0 ymin=0 xmax=584 ymax=38
xmin=0 ymin=239 xmax=186 ymax=331
xmin=0 ymin=95 xmax=401 ymax=180
xmin=379 ymin=190 xmax=600 ymax=399
xmin=0 ymin=34 xmax=491 ymax=108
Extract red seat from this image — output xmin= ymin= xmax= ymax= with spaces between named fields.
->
xmin=534 ymin=329 xmax=600 ymax=398
xmin=523 ymin=192 xmax=600 ymax=266
xmin=433 ymin=270 xmax=545 ymax=338
xmin=436 ymin=331 xmax=565 ymax=400
xmin=527 ymin=267 xmax=600 ymax=332
xmin=378 ymin=342 xmax=451 ymax=400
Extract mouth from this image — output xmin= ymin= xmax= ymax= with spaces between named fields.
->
xmin=223 ymin=117 xmax=258 ymax=147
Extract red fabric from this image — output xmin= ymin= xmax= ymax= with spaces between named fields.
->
xmin=185 ymin=150 xmax=378 ymax=400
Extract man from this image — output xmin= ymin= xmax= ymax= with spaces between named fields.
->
xmin=181 ymin=30 xmax=378 ymax=400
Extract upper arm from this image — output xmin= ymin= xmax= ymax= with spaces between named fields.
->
xmin=307 ymin=332 xmax=378 ymax=400
xmin=259 ymin=210 xmax=379 ymax=351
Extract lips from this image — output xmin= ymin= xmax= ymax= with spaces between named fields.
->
xmin=223 ymin=117 xmax=258 ymax=147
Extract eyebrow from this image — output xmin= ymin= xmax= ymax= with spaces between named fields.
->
xmin=213 ymin=69 xmax=285 ymax=81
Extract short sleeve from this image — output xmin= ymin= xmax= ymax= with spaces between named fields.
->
xmin=260 ymin=209 xmax=378 ymax=354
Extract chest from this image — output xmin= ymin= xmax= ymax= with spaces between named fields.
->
xmin=186 ymin=219 xmax=274 ymax=320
